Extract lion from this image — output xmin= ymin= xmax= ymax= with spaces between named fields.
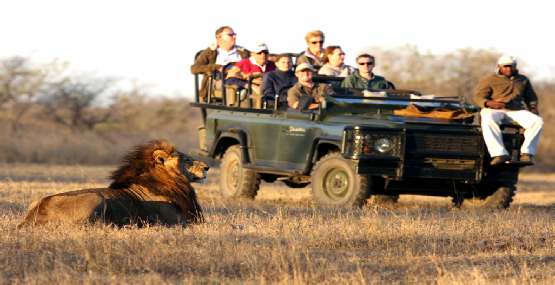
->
xmin=18 ymin=139 xmax=209 ymax=227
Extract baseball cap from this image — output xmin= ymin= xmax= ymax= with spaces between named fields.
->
xmin=251 ymin=43 xmax=269 ymax=53
xmin=295 ymin=62 xmax=316 ymax=73
xmin=497 ymin=55 xmax=516 ymax=66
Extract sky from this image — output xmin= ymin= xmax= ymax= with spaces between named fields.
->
xmin=2 ymin=0 xmax=554 ymax=99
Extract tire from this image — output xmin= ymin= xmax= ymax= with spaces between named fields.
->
xmin=369 ymin=194 xmax=400 ymax=205
xmin=311 ymin=152 xmax=371 ymax=207
xmin=454 ymin=184 xmax=516 ymax=209
xmin=219 ymin=145 xmax=260 ymax=199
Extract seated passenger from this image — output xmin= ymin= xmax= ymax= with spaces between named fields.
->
xmin=226 ymin=43 xmax=276 ymax=108
xmin=473 ymin=55 xmax=543 ymax=166
xmin=261 ymin=54 xmax=297 ymax=109
xmin=318 ymin=46 xmax=355 ymax=77
xmin=287 ymin=63 xmax=333 ymax=110
xmin=341 ymin=53 xmax=393 ymax=91
xmin=296 ymin=30 xmax=326 ymax=71
xmin=190 ymin=26 xmax=249 ymax=103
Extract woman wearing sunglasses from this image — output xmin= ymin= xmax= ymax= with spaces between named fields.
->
xmin=296 ymin=30 xmax=326 ymax=71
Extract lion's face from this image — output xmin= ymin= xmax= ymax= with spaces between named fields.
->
xmin=153 ymin=148 xmax=209 ymax=183
xmin=179 ymin=153 xmax=209 ymax=183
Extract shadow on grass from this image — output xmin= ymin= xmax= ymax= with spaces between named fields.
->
xmin=512 ymin=203 xmax=555 ymax=213
xmin=0 ymin=175 xmax=108 ymax=183
xmin=0 ymin=201 xmax=26 ymax=215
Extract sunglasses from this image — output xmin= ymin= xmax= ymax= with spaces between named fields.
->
xmin=310 ymin=40 xmax=324 ymax=45
xmin=256 ymin=50 xmax=269 ymax=55
xmin=358 ymin=62 xmax=374 ymax=66
xmin=225 ymin=33 xmax=237 ymax=37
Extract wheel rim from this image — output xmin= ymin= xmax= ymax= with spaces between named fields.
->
xmin=323 ymin=168 xmax=350 ymax=200
xmin=226 ymin=160 xmax=240 ymax=192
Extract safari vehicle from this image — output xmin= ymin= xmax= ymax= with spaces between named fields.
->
xmin=191 ymin=72 xmax=530 ymax=208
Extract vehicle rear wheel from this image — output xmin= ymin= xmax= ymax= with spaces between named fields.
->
xmin=453 ymin=184 xmax=516 ymax=209
xmin=311 ymin=152 xmax=371 ymax=207
xmin=220 ymin=145 xmax=260 ymax=199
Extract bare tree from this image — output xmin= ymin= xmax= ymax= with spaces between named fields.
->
xmin=40 ymin=76 xmax=115 ymax=131
xmin=367 ymin=46 xmax=501 ymax=101
xmin=440 ymin=48 xmax=501 ymax=102
xmin=0 ymin=56 xmax=47 ymax=132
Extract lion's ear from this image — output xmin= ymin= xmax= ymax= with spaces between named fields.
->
xmin=153 ymin=150 xmax=168 ymax=165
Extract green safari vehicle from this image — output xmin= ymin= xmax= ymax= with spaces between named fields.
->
xmin=191 ymin=74 xmax=530 ymax=208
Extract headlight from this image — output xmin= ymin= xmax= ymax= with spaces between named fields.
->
xmin=343 ymin=128 xmax=402 ymax=157
xmin=374 ymin=138 xmax=393 ymax=153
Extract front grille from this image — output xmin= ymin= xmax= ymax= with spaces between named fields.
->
xmin=406 ymin=132 xmax=482 ymax=156
xmin=404 ymin=131 xmax=483 ymax=181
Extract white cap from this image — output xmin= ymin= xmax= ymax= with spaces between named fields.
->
xmin=497 ymin=55 xmax=516 ymax=66
xmin=251 ymin=43 xmax=269 ymax=53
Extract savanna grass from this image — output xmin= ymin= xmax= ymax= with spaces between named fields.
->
xmin=1 ymin=164 xmax=554 ymax=284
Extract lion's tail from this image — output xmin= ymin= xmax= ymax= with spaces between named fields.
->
xmin=17 ymin=200 xmax=42 ymax=228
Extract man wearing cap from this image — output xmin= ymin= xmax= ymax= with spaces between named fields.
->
xmin=225 ymin=43 xmax=276 ymax=108
xmin=191 ymin=26 xmax=249 ymax=102
xmin=227 ymin=43 xmax=276 ymax=85
xmin=473 ymin=55 xmax=543 ymax=166
xmin=287 ymin=63 xmax=334 ymax=110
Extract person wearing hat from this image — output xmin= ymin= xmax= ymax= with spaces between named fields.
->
xmin=225 ymin=43 xmax=276 ymax=108
xmin=227 ymin=43 xmax=276 ymax=84
xmin=473 ymin=55 xmax=543 ymax=166
xmin=287 ymin=63 xmax=334 ymax=110
xmin=191 ymin=26 xmax=249 ymax=102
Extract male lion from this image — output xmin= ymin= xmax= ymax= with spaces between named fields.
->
xmin=19 ymin=139 xmax=208 ymax=227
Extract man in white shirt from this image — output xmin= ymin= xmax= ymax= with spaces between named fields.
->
xmin=191 ymin=26 xmax=249 ymax=102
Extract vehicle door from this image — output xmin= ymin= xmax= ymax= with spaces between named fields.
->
xmin=275 ymin=110 xmax=318 ymax=171
xmin=240 ymin=111 xmax=283 ymax=167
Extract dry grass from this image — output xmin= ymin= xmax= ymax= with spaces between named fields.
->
xmin=1 ymin=164 xmax=554 ymax=284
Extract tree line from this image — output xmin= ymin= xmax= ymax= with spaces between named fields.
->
xmin=1 ymin=47 xmax=554 ymax=167
xmin=0 ymin=57 xmax=201 ymax=164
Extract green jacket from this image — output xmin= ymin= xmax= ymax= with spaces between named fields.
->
xmin=191 ymin=46 xmax=249 ymax=100
xmin=341 ymin=71 xmax=391 ymax=90
xmin=473 ymin=72 xmax=538 ymax=110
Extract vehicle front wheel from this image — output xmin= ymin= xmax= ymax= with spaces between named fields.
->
xmin=311 ymin=153 xmax=371 ymax=207
xmin=220 ymin=145 xmax=260 ymax=199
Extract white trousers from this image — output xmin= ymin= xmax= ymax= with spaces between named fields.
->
xmin=480 ymin=108 xmax=544 ymax=157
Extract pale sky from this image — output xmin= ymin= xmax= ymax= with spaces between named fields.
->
xmin=2 ymin=0 xmax=554 ymax=98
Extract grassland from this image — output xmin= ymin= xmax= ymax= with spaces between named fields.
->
xmin=1 ymin=164 xmax=554 ymax=284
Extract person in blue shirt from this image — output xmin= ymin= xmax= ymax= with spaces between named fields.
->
xmin=261 ymin=54 xmax=297 ymax=108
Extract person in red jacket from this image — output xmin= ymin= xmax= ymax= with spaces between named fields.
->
xmin=226 ymin=43 xmax=276 ymax=108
